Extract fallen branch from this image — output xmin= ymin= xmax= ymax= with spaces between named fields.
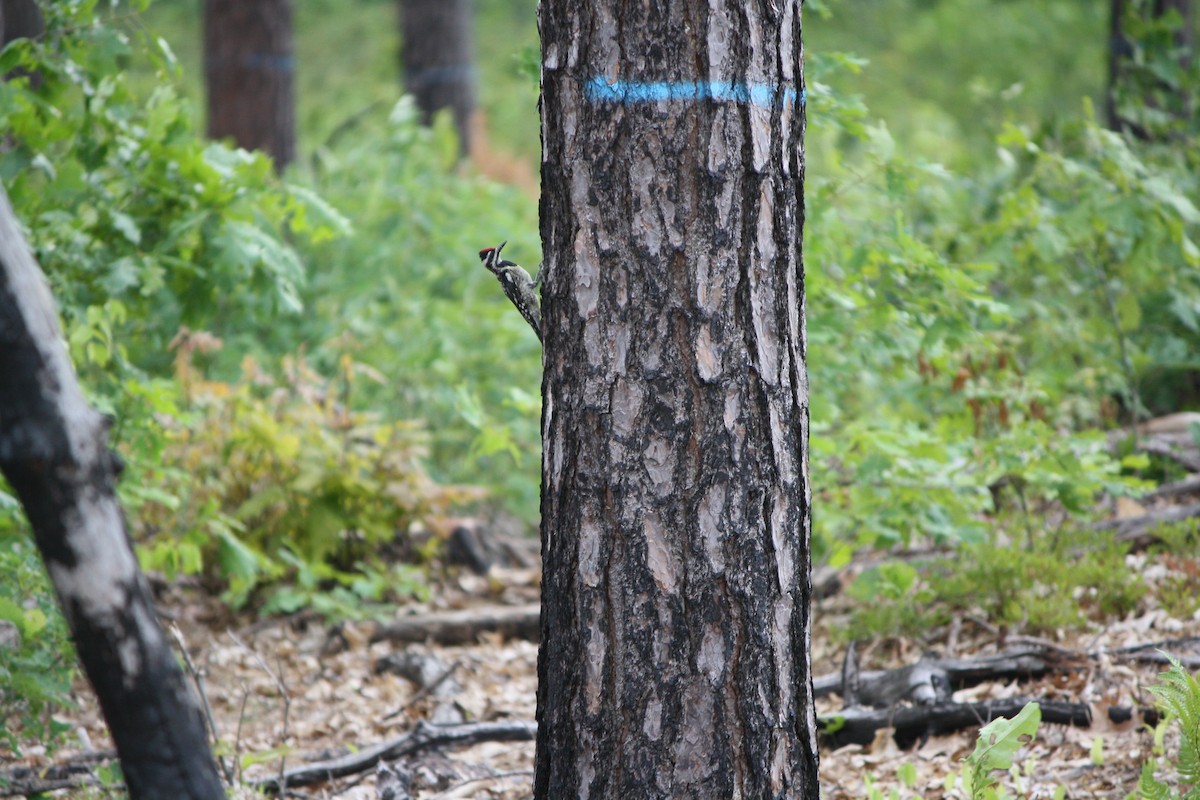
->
xmin=1137 ymin=439 xmax=1200 ymax=473
xmin=1093 ymin=502 xmax=1200 ymax=547
xmin=1111 ymin=636 xmax=1200 ymax=669
xmin=820 ymin=698 xmax=1093 ymax=749
xmin=815 ymin=637 xmax=1200 ymax=710
xmin=813 ymin=648 xmax=1066 ymax=706
xmin=370 ymin=604 xmax=541 ymax=646
xmin=1141 ymin=474 xmax=1200 ymax=503
xmin=0 ymin=749 xmax=117 ymax=797
xmin=248 ymin=719 xmax=536 ymax=794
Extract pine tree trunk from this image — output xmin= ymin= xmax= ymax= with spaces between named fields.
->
xmin=399 ymin=0 xmax=476 ymax=156
xmin=535 ymin=1 xmax=816 ymax=797
xmin=203 ymin=0 xmax=296 ymax=171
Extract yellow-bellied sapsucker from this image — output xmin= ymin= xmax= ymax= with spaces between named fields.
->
xmin=478 ymin=241 xmax=542 ymax=343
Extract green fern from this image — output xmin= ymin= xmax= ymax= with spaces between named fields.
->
xmin=1139 ymin=654 xmax=1200 ymax=799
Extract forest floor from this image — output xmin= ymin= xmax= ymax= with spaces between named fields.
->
xmin=17 ymin=540 xmax=1198 ymax=800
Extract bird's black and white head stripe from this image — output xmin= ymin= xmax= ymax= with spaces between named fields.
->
xmin=478 ymin=241 xmax=513 ymax=275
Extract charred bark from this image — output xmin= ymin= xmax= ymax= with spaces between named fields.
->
xmin=0 ymin=187 xmax=224 ymax=798
xmin=399 ymin=0 xmax=476 ymax=156
xmin=204 ymin=0 xmax=296 ymax=171
xmin=536 ymin=1 xmax=814 ymax=797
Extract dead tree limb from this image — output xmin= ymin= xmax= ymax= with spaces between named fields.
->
xmin=1142 ymin=474 xmax=1200 ymax=502
xmin=370 ymin=603 xmax=540 ymax=645
xmin=813 ymin=648 xmax=1065 ymax=706
xmin=249 ymin=719 xmax=536 ymax=794
xmin=0 ymin=749 xmax=116 ymax=797
xmin=1093 ymin=502 xmax=1200 ymax=547
xmin=1138 ymin=439 xmax=1200 ymax=473
xmin=820 ymin=698 xmax=1093 ymax=749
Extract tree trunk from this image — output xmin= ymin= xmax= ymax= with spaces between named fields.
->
xmin=535 ymin=1 xmax=816 ymax=798
xmin=1107 ymin=0 xmax=1195 ymax=135
xmin=1 ymin=0 xmax=44 ymax=88
xmin=1108 ymin=0 xmax=1129 ymax=131
xmin=204 ymin=0 xmax=296 ymax=171
xmin=1 ymin=0 xmax=42 ymax=46
xmin=398 ymin=0 xmax=476 ymax=157
xmin=0 ymin=186 xmax=225 ymax=800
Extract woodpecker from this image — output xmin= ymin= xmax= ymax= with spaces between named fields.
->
xmin=478 ymin=241 xmax=542 ymax=343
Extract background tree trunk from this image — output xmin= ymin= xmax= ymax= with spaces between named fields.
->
xmin=1107 ymin=0 xmax=1195 ymax=135
xmin=0 ymin=186 xmax=225 ymax=800
xmin=0 ymin=0 xmax=42 ymax=47
xmin=398 ymin=0 xmax=477 ymax=157
xmin=204 ymin=0 xmax=296 ymax=171
xmin=1108 ymin=0 xmax=1127 ymax=132
xmin=536 ymin=1 xmax=816 ymax=797
xmin=1 ymin=0 xmax=44 ymax=87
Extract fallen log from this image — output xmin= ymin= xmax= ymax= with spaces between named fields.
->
xmin=1137 ymin=439 xmax=1200 ymax=473
xmin=0 ymin=749 xmax=118 ymax=798
xmin=1093 ymin=502 xmax=1200 ymax=548
xmin=370 ymin=604 xmax=541 ymax=646
xmin=813 ymin=648 xmax=1066 ymax=706
xmin=1111 ymin=636 xmax=1200 ymax=669
xmin=819 ymin=698 xmax=1093 ymax=749
xmin=249 ymin=719 xmax=536 ymax=794
xmin=1142 ymin=474 xmax=1200 ymax=502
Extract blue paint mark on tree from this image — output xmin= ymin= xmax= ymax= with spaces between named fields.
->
xmin=585 ymin=77 xmax=803 ymax=109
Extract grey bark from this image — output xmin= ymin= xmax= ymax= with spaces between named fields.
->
xmin=536 ymin=1 xmax=816 ymax=798
xmin=399 ymin=0 xmax=476 ymax=156
xmin=0 ymin=186 xmax=225 ymax=798
xmin=203 ymin=0 xmax=296 ymax=171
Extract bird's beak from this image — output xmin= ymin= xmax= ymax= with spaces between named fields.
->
xmin=498 ymin=240 xmax=507 ymax=254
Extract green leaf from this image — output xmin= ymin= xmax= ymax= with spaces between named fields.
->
xmin=108 ymin=210 xmax=141 ymax=245
xmin=965 ymin=702 xmax=1041 ymax=798
xmin=1116 ymin=292 xmax=1142 ymax=331
xmin=216 ymin=529 xmax=261 ymax=583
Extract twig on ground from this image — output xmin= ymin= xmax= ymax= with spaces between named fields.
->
xmin=384 ymin=659 xmax=464 ymax=721
xmin=427 ymin=769 xmax=535 ymax=799
xmin=169 ymin=623 xmax=234 ymax=784
xmin=228 ymin=629 xmax=294 ymax=796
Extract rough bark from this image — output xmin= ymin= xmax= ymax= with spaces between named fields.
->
xmin=0 ymin=186 xmax=224 ymax=798
xmin=536 ymin=1 xmax=814 ymax=798
xmin=203 ymin=0 xmax=296 ymax=171
xmin=399 ymin=0 xmax=476 ymax=156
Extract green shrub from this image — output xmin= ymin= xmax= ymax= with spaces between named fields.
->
xmin=134 ymin=340 xmax=469 ymax=609
xmin=0 ymin=0 xmax=348 ymax=387
xmin=845 ymin=533 xmax=1146 ymax=641
xmin=0 ymin=530 xmax=76 ymax=756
